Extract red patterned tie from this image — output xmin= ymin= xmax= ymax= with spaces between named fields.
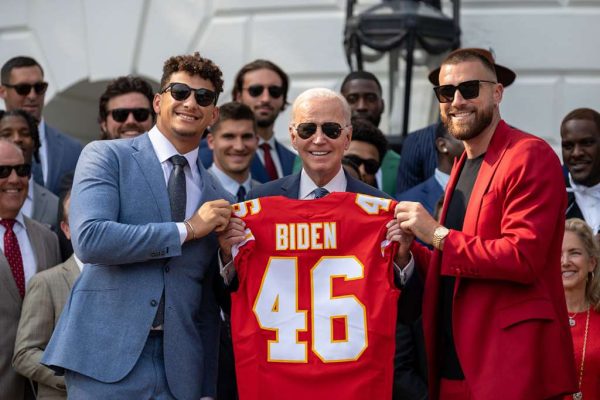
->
xmin=260 ymin=142 xmax=278 ymax=181
xmin=1 ymin=219 xmax=25 ymax=298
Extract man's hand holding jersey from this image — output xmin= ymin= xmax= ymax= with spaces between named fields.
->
xmin=184 ymin=199 xmax=233 ymax=242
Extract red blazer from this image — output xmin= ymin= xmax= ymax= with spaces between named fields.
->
xmin=411 ymin=121 xmax=578 ymax=400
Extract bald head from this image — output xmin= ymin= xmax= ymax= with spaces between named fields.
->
xmin=292 ymin=88 xmax=351 ymax=125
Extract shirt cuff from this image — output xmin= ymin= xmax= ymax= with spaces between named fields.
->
xmin=176 ymin=222 xmax=187 ymax=244
xmin=218 ymin=249 xmax=237 ymax=285
xmin=393 ymin=252 xmax=415 ymax=286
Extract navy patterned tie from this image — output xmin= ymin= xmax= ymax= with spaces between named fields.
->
xmin=236 ymin=185 xmax=247 ymax=203
xmin=312 ymin=187 xmax=329 ymax=199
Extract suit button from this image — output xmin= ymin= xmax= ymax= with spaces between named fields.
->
xmin=165 ymin=266 xmax=170 ymax=273
xmin=150 ymin=300 xmax=157 ymax=307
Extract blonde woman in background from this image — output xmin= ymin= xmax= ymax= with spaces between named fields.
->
xmin=562 ymin=218 xmax=600 ymax=399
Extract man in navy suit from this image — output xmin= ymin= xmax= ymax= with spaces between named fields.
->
xmin=201 ymin=60 xmax=296 ymax=182
xmin=398 ymin=123 xmax=464 ymax=216
xmin=42 ymin=52 xmax=233 ymax=400
xmin=0 ymin=56 xmax=82 ymax=195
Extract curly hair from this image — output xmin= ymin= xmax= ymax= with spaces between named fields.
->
xmin=160 ymin=52 xmax=223 ymax=104
xmin=0 ymin=109 xmax=41 ymax=163
xmin=565 ymin=218 xmax=600 ymax=311
xmin=350 ymin=117 xmax=388 ymax=162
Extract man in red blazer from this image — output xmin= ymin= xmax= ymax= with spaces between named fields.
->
xmin=394 ymin=48 xmax=578 ymax=400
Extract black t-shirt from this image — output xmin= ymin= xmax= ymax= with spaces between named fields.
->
xmin=439 ymin=153 xmax=485 ymax=379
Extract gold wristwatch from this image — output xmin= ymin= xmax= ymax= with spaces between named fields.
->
xmin=432 ymin=226 xmax=450 ymax=250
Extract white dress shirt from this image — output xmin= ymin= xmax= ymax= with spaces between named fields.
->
xmin=38 ymin=119 xmax=48 ymax=185
xmin=257 ymin=136 xmax=284 ymax=178
xmin=148 ymin=126 xmax=202 ymax=243
xmin=569 ymin=174 xmax=600 ymax=234
xmin=434 ymin=168 xmax=451 ymax=190
xmin=0 ymin=213 xmax=37 ymax=286
xmin=208 ymin=165 xmax=252 ymax=198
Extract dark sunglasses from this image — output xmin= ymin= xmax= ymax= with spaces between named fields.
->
xmin=161 ymin=82 xmax=217 ymax=106
xmin=109 ymin=108 xmax=152 ymax=123
xmin=3 ymin=82 xmax=48 ymax=96
xmin=433 ymin=80 xmax=496 ymax=103
xmin=294 ymin=122 xmax=345 ymax=140
xmin=343 ymin=154 xmax=380 ymax=175
xmin=245 ymin=85 xmax=283 ymax=99
xmin=0 ymin=164 xmax=31 ymax=179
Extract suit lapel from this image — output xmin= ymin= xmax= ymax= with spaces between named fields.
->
xmin=281 ymin=174 xmax=301 ymax=199
xmin=61 ymin=256 xmax=81 ymax=289
xmin=131 ymin=135 xmax=171 ymax=222
xmin=439 ymin=155 xmax=464 ymax=225
xmin=462 ymin=121 xmax=511 ymax=234
xmin=25 ymin=217 xmax=47 ymax=273
xmin=0 ymin=253 xmax=21 ymax=304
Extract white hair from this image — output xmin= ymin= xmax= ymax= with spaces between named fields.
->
xmin=292 ymin=88 xmax=351 ymax=124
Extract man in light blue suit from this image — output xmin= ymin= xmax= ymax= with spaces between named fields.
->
xmin=0 ymin=56 xmax=82 ymax=195
xmin=42 ymin=52 xmax=234 ymax=400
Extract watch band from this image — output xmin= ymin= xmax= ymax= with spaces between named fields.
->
xmin=432 ymin=226 xmax=450 ymax=250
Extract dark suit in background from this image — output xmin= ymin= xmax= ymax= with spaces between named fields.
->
xmin=396 ymin=123 xmax=438 ymax=196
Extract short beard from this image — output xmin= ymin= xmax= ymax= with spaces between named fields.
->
xmin=256 ymin=116 xmax=276 ymax=128
xmin=442 ymin=103 xmax=494 ymax=141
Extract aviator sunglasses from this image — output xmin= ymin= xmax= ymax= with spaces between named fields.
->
xmin=109 ymin=108 xmax=152 ymax=123
xmin=294 ymin=122 xmax=345 ymax=140
xmin=161 ymin=82 xmax=217 ymax=106
xmin=3 ymin=82 xmax=48 ymax=96
xmin=0 ymin=164 xmax=31 ymax=179
xmin=245 ymin=85 xmax=284 ymax=99
xmin=433 ymin=80 xmax=496 ymax=103
xmin=343 ymin=154 xmax=380 ymax=175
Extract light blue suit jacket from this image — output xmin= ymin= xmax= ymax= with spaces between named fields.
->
xmin=42 ymin=133 xmax=232 ymax=399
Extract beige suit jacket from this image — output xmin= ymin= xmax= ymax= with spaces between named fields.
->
xmin=0 ymin=217 xmax=61 ymax=400
xmin=13 ymin=256 xmax=79 ymax=400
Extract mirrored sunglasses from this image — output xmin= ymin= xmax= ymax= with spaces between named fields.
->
xmin=295 ymin=122 xmax=344 ymax=140
xmin=3 ymin=82 xmax=48 ymax=96
xmin=433 ymin=80 xmax=496 ymax=103
xmin=109 ymin=108 xmax=152 ymax=123
xmin=161 ymin=82 xmax=217 ymax=107
xmin=343 ymin=154 xmax=380 ymax=175
xmin=246 ymin=85 xmax=283 ymax=99
xmin=0 ymin=164 xmax=31 ymax=179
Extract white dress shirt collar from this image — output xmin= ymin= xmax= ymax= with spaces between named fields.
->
xmin=148 ymin=126 xmax=200 ymax=181
xmin=434 ymin=168 xmax=451 ymax=190
xmin=208 ymin=165 xmax=252 ymax=197
xmin=299 ymin=167 xmax=347 ymax=200
xmin=569 ymin=174 xmax=600 ymax=233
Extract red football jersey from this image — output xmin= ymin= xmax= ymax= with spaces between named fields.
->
xmin=231 ymin=192 xmax=400 ymax=400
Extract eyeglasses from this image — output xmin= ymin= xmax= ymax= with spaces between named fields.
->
xmin=294 ymin=122 xmax=345 ymax=140
xmin=245 ymin=85 xmax=283 ymax=99
xmin=109 ymin=108 xmax=152 ymax=123
xmin=343 ymin=154 xmax=380 ymax=175
xmin=0 ymin=164 xmax=31 ymax=179
xmin=433 ymin=80 xmax=497 ymax=103
xmin=161 ymin=82 xmax=217 ymax=106
xmin=3 ymin=82 xmax=48 ymax=96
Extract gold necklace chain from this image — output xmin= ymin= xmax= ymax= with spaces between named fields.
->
xmin=573 ymin=306 xmax=591 ymax=400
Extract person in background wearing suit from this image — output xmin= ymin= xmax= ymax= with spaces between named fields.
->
xmin=340 ymin=71 xmax=401 ymax=196
xmin=13 ymin=189 xmax=79 ymax=400
xmin=398 ymin=123 xmax=463 ymax=215
xmin=0 ymin=56 xmax=82 ymax=195
xmin=42 ymin=52 xmax=234 ymax=400
xmin=0 ymin=140 xmax=61 ymax=400
xmin=226 ymin=59 xmax=297 ymax=182
xmin=561 ymin=108 xmax=600 ymax=237
xmin=98 ymin=75 xmax=156 ymax=140
xmin=0 ymin=110 xmax=59 ymax=231
xmin=207 ymin=101 xmax=260 ymax=203
xmin=395 ymin=48 xmax=577 ymax=399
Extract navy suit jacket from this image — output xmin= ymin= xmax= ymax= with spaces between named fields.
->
xmin=397 ymin=175 xmax=444 ymax=217
xmin=200 ymin=138 xmax=297 ymax=183
xmin=42 ymin=134 xmax=233 ymax=400
xmin=396 ymin=123 xmax=438 ymax=196
xmin=33 ymin=123 xmax=83 ymax=195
